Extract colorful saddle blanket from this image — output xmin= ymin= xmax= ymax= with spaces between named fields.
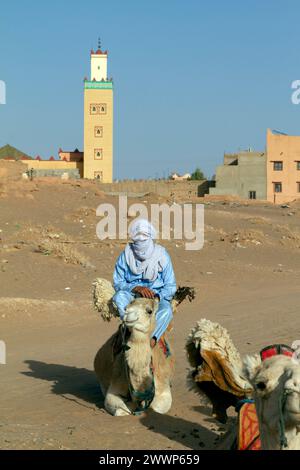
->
xmin=237 ymin=401 xmax=261 ymax=450
xmin=158 ymin=335 xmax=171 ymax=358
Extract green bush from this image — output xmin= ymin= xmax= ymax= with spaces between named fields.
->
xmin=190 ymin=168 xmax=205 ymax=180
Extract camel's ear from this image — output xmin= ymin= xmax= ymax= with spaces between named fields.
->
xmin=242 ymin=354 xmax=262 ymax=384
xmin=153 ymin=297 xmax=159 ymax=313
xmin=145 ymin=298 xmax=159 ymax=315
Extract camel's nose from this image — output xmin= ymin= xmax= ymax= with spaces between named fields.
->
xmin=285 ymin=377 xmax=300 ymax=394
xmin=124 ymin=310 xmax=139 ymax=325
xmin=256 ymin=381 xmax=267 ymax=391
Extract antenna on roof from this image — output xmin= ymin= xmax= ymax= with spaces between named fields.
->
xmin=98 ymin=37 xmax=101 ymax=50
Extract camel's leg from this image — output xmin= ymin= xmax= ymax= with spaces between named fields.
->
xmin=105 ymin=384 xmax=132 ymax=417
xmin=150 ymin=381 xmax=172 ymax=414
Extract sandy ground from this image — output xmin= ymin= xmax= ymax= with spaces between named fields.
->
xmin=1 ymin=177 xmax=300 ymax=450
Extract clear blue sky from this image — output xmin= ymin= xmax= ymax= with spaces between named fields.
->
xmin=1 ymin=0 xmax=300 ymax=179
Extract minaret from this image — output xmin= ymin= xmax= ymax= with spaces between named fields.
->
xmin=83 ymin=39 xmax=113 ymax=181
xmin=91 ymin=38 xmax=108 ymax=81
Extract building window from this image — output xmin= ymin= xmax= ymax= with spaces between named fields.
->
xmin=273 ymin=182 xmax=282 ymax=193
xmin=297 ymin=182 xmax=300 ymax=193
xmin=94 ymin=171 xmax=103 ymax=181
xmin=94 ymin=126 xmax=103 ymax=137
xmin=100 ymin=104 xmax=107 ymax=114
xmin=273 ymin=161 xmax=283 ymax=171
xmin=90 ymin=103 xmax=107 ymax=115
xmin=249 ymin=191 xmax=256 ymax=200
xmin=90 ymin=104 xmax=98 ymax=115
xmin=296 ymin=161 xmax=300 ymax=170
xmin=94 ymin=149 xmax=103 ymax=160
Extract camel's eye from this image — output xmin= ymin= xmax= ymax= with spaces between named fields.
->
xmin=146 ymin=307 xmax=153 ymax=315
xmin=256 ymin=381 xmax=266 ymax=391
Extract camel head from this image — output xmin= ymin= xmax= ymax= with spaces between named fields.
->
xmin=124 ymin=297 xmax=159 ymax=336
xmin=243 ymin=354 xmax=300 ymax=447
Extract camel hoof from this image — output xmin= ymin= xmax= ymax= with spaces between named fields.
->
xmin=151 ymin=392 xmax=172 ymax=414
xmin=115 ymin=408 xmax=131 ymax=416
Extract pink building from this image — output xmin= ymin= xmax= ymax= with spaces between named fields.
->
xmin=267 ymin=129 xmax=300 ymax=203
xmin=58 ymin=148 xmax=83 ymax=163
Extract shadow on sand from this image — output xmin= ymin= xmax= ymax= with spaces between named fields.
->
xmin=22 ymin=360 xmax=104 ymax=409
xmin=140 ymin=409 xmax=219 ymax=450
xmin=22 ymin=360 xmax=221 ymax=449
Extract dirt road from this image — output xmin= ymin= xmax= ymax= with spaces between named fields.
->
xmin=1 ymin=179 xmax=300 ymax=449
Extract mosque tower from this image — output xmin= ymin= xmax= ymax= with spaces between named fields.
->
xmin=83 ymin=39 xmax=113 ymax=181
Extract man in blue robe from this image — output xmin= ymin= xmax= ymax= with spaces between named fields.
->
xmin=113 ymin=219 xmax=176 ymax=347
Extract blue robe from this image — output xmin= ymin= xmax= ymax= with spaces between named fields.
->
xmin=113 ymin=248 xmax=176 ymax=341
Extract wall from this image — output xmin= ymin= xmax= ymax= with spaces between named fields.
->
xmin=224 ymin=154 xmax=238 ymax=165
xmin=0 ymin=161 xmax=212 ymax=196
xmin=267 ymin=129 xmax=300 ymax=203
xmin=210 ymin=154 xmax=267 ymax=199
xmin=23 ymin=160 xmax=83 ymax=177
xmin=31 ymin=169 xmax=80 ymax=178
xmin=238 ymin=154 xmax=267 ymax=199
xmin=98 ymin=180 xmax=211 ymax=198
xmin=209 ymin=165 xmax=239 ymax=196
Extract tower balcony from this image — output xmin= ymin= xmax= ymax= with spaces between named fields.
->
xmin=84 ymin=79 xmax=113 ymax=90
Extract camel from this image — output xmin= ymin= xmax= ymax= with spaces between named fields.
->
xmin=186 ymin=319 xmax=300 ymax=450
xmin=244 ymin=354 xmax=300 ymax=450
xmin=93 ymin=278 xmax=194 ymax=416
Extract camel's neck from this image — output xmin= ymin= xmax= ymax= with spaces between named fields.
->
xmin=260 ymin=425 xmax=281 ymax=450
xmin=125 ymin=330 xmax=153 ymax=392
xmin=256 ymin=394 xmax=300 ymax=450
xmin=260 ymin=424 xmax=299 ymax=450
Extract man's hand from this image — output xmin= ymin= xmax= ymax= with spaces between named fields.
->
xmin=132 ymin=286 xmax=155 ymax=299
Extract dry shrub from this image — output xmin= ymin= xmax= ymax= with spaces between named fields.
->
xmin=246 ymin=216 xmax=271 ymax=225
xmin=66 ymin=206 xmax=95 ymax=221
xmin=275 ymin=225 xmax=300 ymax=247
xmin=229 ymin=229 xmax=265 ymax=244
xmin=36 ymin=238 xmax=91 ymax=267
xmin=205 ymin=225 xmax=228 ymax=235
xmin=206 ymin=225 xmax=265 ymax=245
xmin=21 ymin=224 xmax=92 ymax=267
xmin=19 ymin=224 xmax=72 ymax=242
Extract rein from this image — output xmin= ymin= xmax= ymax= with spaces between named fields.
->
xmin=277 ymin=367 xmax=300 ymax=450
xmin=129 ymin=376 xmax=155 ymax=415
xmin=278 ymin=389 xmax=289 ymax=449
xmin=278 ymin=382 xmax=300 ymax=450
xmin=258 ymin=345 xmax=296 ymax=450
xmin=120 ymin=323 xmax=155 ymax=415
